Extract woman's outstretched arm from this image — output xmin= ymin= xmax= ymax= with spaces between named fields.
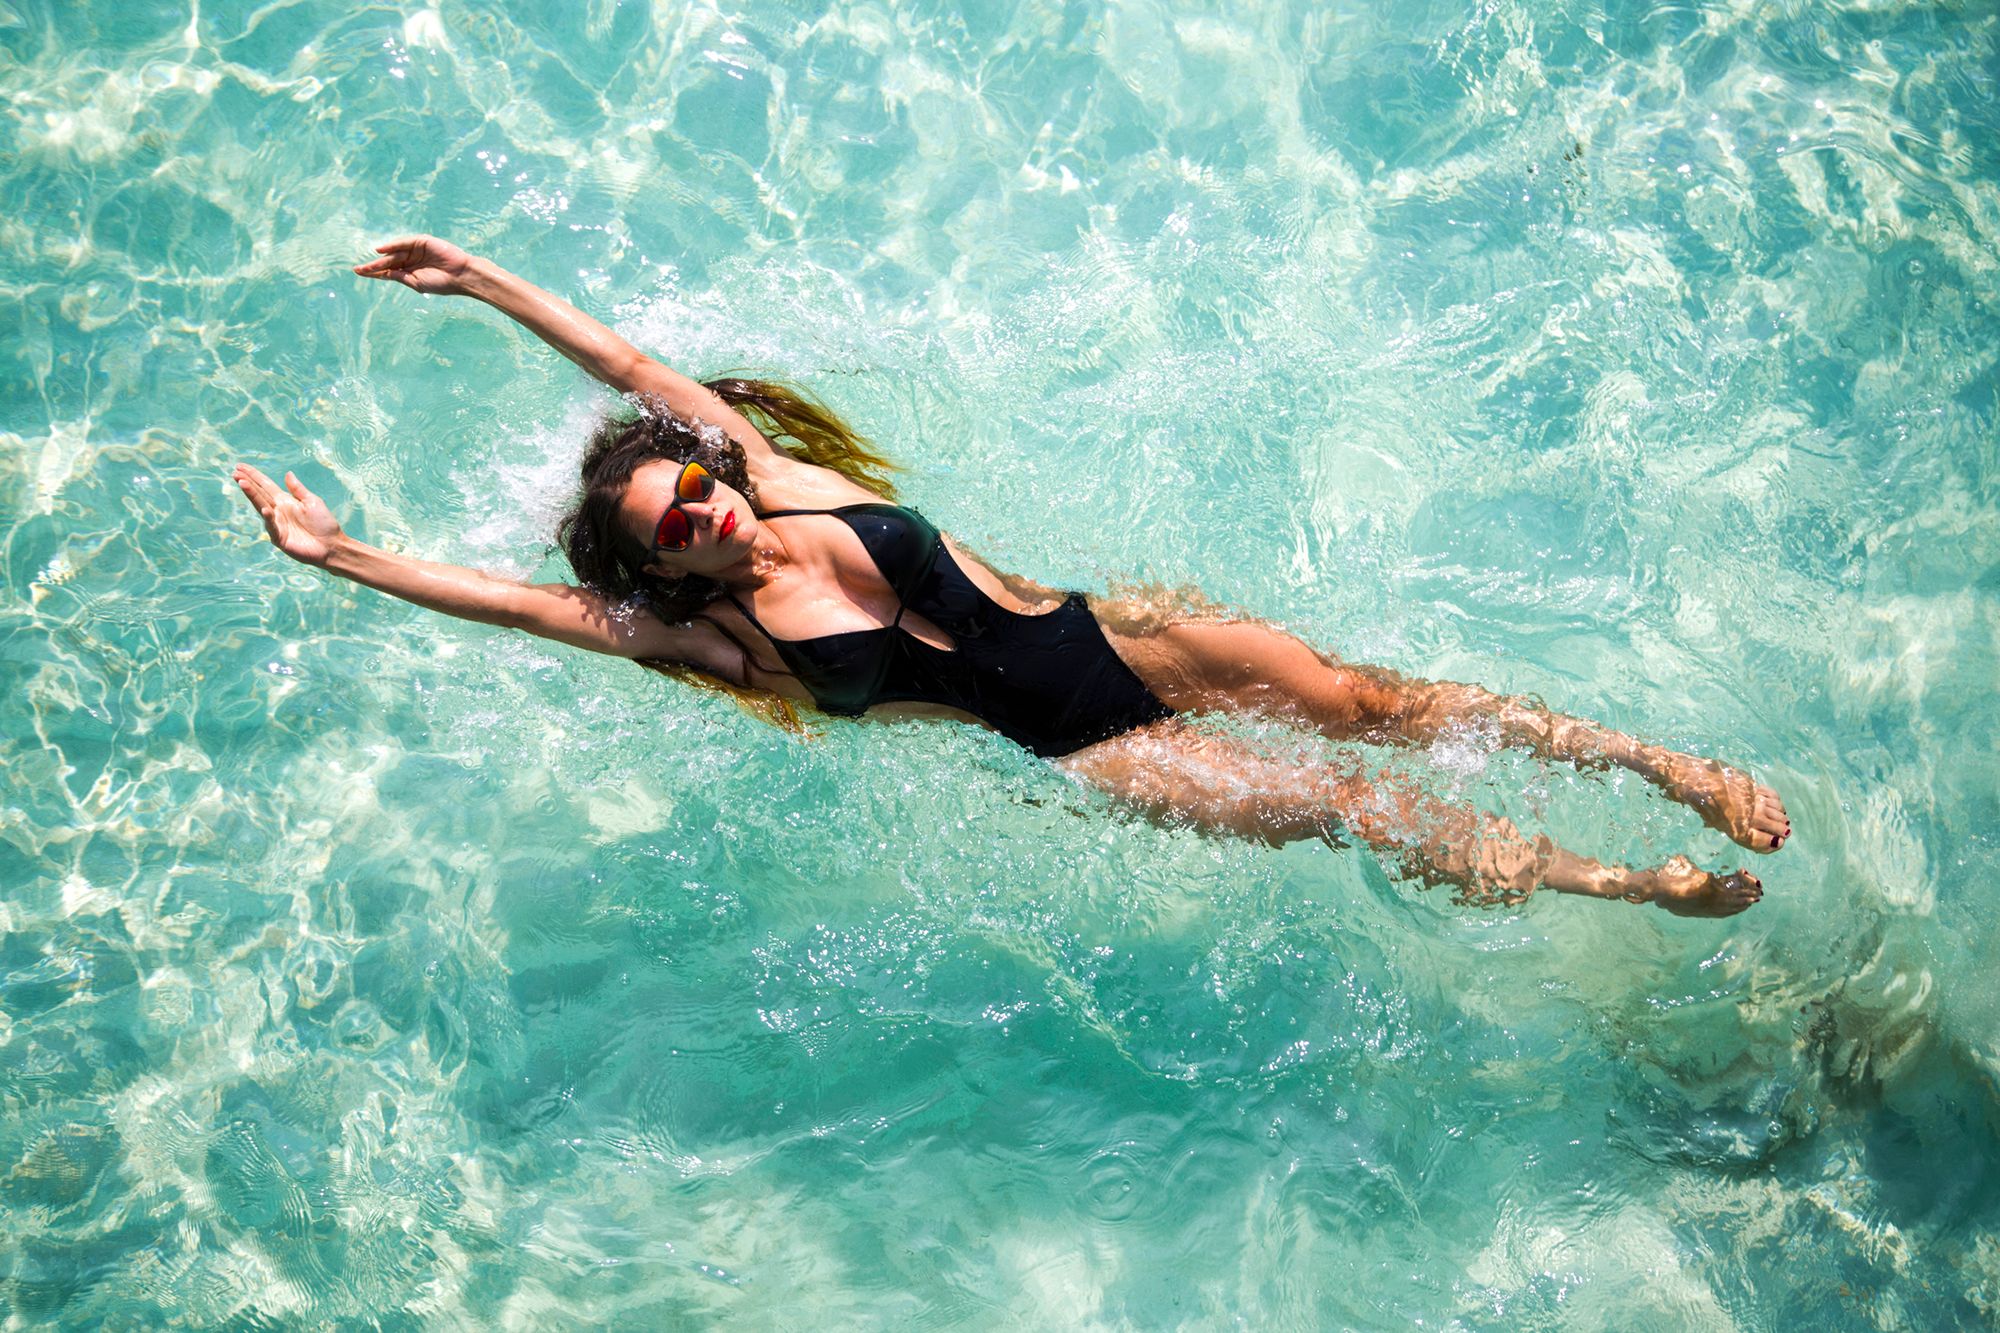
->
xmin=353 ymin=236 xmax=786 ymax=468
xmin=229 ymin=462 xmax=745 ymax=672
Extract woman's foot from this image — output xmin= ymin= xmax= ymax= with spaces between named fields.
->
xmin=1639 ymin=855 xmax=1764 ymax=917
xmin=1651 ymin=753 xmax=1791 ymax=853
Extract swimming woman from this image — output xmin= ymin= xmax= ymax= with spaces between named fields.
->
xmin=230 ymin=236 xmax=1790 ymax=918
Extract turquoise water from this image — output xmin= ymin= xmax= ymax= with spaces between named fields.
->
xmin=4 ymin=0 xmax=1998 ymax=1324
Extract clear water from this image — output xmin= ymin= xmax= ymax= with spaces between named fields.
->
xmin=3 ymin=0 xmax=1997 ymax=1325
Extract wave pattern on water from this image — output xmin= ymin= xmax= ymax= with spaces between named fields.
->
xmin=2 ymin=0 xmax=1997 ymax=1325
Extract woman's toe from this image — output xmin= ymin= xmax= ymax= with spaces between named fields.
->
xmin=1747 ymin=789 xmax=1791 ymax=852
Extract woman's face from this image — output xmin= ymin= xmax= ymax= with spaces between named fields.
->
xmin=622 ymin=458 xmax=756 ymax=579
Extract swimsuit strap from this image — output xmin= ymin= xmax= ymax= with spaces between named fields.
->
xmin=751 ymin=504 xmax=914 ymax=628
xmin=726 ymin=582 xmax=909 ymax=642
xmin=754 ymin=501 xmax=918 ymax=520
xmin=723 ymin=591 xmax=780 ymax=646
xmin=736 ymin=507 xmax=832 ymax=644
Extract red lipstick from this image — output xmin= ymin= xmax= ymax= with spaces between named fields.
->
xmin=720 ymin=510 xmax=737 ymax=538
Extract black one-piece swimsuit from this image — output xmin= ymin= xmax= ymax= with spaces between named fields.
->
xmin=716 ymin=503 xmax=1174 ymax=758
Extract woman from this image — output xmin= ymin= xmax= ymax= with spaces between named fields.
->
xmin=231 ymin=236 xmax=1791 ymax=918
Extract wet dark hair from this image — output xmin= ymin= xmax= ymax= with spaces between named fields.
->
xmin=555 ymin=377 xmax=898 ymax=730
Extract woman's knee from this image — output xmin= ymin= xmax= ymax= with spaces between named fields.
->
xmin=1266 ymin=660 xmax=1418 ymax=737
xmin=1423 ymin=813 xmax=1555 ymax=907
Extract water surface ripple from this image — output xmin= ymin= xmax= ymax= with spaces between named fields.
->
xmin=2 ymin=0 xmax=1997 ymax=1325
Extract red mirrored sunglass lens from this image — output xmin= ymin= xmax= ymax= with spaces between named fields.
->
xmin=677 ymin=463 xmax=715 ymax=502
xmin=656 ymin=507 xmax=692 ymax=550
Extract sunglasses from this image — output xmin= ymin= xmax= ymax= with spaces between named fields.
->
xmin=650 ymin=460 xmax=716 ymax=553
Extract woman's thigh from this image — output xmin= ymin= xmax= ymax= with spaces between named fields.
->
xmin=1092 ymin=609 xmax=1410 ymax=739
xmin=1056 ymin=718 xmax=1349 ymax=845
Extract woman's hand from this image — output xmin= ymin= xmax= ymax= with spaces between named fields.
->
xmin=353 ymin=235 xmax=476 ymax=296
xmin=232 ymin=463 xmax=345 ymax=567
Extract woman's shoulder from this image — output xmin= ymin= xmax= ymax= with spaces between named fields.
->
xmin=748 ymin=451 xmax=893 ymax=512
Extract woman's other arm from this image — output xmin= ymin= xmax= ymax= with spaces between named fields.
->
xmin=353 ymin=236 xmax=784 ymax=468
xmin=229 ymin=463 xmax=743 ymax=672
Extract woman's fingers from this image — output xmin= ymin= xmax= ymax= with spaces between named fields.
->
xmin=237 ymin=464 xmax=304 ymax=508
xmin=233 ymin=464 xmax=297 ymax=527
xmin=368 ymin=237 xmax=435 ymax=263
xmin=232 ymin=462 xmax=273 ymax=505
xmin=353 ymin=255 xmax=410 ymax=277
xmin=354 ymin=238 xmax=422 ymax=273
xmin=232 ymin=461 xmax=340 ymax=566
xmin=231 ymin=471 xmax=278 ymax=535
xmin=353 ymin=237 xmax=466 ymax=293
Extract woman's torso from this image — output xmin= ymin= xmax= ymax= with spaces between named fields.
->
xmin=702 ymin=497 xmax=1172 ymax=756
